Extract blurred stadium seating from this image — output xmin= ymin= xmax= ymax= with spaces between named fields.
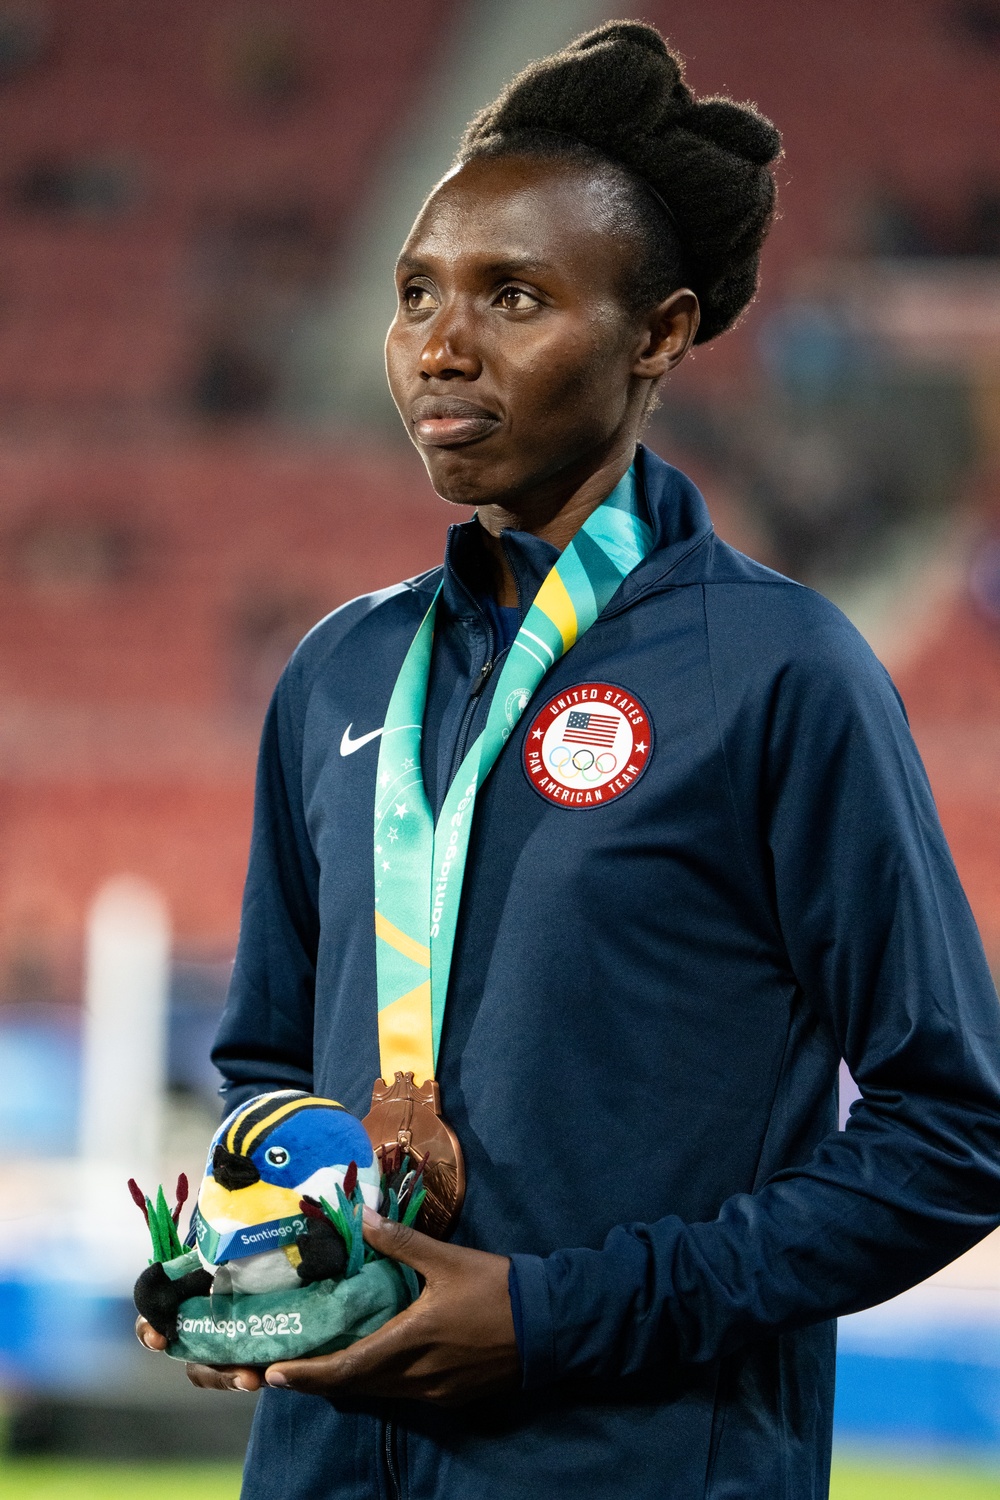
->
xmin=0 ymin=0 xmax=458 ymax=1013
xmin=0 ymin=0 xmax=997 ymax=1001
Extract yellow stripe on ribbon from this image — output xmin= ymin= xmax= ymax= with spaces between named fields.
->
xmin=533 ymin=568 xmax=579 ymax=652
xmin=375 ymin=910 xmax=431 ymax=969
xmin=377 ymin=979 xmax=434 ymax=1087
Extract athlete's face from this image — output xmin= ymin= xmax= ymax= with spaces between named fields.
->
xmin=385 ymin=155 xmax=697 ymax=510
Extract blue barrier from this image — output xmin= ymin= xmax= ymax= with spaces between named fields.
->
xmin=0 ymin=1279 xmax=135 ymax=1388
xmin=835 ymin=1352 xmax=1000 ymax=1448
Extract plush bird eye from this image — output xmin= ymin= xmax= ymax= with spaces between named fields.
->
xmin=265 ymin=1146 xmax=290 ymax=1167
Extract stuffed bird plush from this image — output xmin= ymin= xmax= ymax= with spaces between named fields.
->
xmin=134 ymin=1090 xmax=383 ymax=1342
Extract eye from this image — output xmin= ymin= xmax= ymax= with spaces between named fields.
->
xmin=495 ymin=285 xmax=538 ymax=312
xmin=265 ymin=1146 xmax=290 ymax=1168
xmin=402 ymin=283 xmax=436 ymax=312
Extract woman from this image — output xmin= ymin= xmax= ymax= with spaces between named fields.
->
xmin=140 ymin=23 xmax=1000 ymax=1500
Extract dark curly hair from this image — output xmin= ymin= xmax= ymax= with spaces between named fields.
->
xmin=457 ymin=21 xmax=781 ymax=344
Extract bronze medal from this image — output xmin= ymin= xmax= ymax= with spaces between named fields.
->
xmin=362 ymin=1071 xmax=465 ymax=1238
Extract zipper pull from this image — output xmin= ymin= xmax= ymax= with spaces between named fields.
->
xmin=471 ymin=659 xmax=494 ymax=698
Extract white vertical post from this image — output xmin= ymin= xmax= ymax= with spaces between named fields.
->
xmin=79 ymin=876 xmax=171 ymax=1177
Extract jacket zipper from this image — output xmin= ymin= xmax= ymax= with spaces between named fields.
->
xmin=384 ymin=1418 xmax=402 ymax=1500
xmin=439 ymin=612 xmax=496 ymax=798
xmin=432 ymin=553 xmax=682 ymax=805
xmin=470 ymin=658 xmax=494 ymax=697
xmin=437 ymin=524 xmax=536 ymax=795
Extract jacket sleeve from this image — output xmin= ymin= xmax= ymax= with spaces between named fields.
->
xmin=212 ymin=660 xmax=320 ymax=1115
xmin=509 ymin=590 xmax=1000 ymax=1389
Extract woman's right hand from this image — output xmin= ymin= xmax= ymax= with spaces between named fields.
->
xmin=134 ymin=1314 xmax=263 ymax=1391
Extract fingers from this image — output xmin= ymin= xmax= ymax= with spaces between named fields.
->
xmin=263 ymin=1243 xmax=518 ymax=1404
xmin=361 ymin=1206 xmax=452 ymax=1274
xmin=266 ymin=1305 xmax=423 ymax=1395
xmin=186 ymin=1362 xmax=264 ymax=1392
xmin=265 ymin=1351 xmax=355 ymax=1395
xmin=135 ymin=1316 xmax=167 ymax=1352
xmin=135 ymin=1316 xmax=262 ymax=1391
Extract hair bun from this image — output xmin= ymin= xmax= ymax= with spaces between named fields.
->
xmin=457 ymin=20 xmax=782 ymax=345
xmin=467 ymin=20 xmax=694 ymax=152
xmin=687 ymin=98 xmax=782 ymax=166
xmin=573 ymin=20 xmax=671 ymax=62
xmin=567 ymin=21 xmax=694 ymax=133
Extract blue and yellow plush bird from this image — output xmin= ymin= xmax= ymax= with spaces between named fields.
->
xmin=196 ymin=1090 xmax=381 ymax=1291
xmin=134 ymin=1090 xmax=382 ymax=1339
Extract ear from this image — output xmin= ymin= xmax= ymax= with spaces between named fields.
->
xmin=633 ymin=289 xmax=700 ymax=379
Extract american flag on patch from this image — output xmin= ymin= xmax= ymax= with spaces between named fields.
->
xmin=564 ymin=710 xmax=618 ymax=747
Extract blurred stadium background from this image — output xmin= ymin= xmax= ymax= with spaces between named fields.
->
xmin=0 ymin=1 xmax=999 ymax=1494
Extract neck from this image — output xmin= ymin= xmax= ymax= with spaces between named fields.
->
xmin=475 ymin=443 xmax=635 ymax=607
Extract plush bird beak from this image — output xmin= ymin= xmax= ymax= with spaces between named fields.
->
xmin=212 ymin=1143 xmax=260 ymax=1191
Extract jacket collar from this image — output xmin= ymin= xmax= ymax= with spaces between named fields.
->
xmin=441 ymin=515 xmax=558 ymax=624
xmin=614 ymin=444 xmax=715 ymax=607
xmin=432 ymin=445 xmax=715 ymax=622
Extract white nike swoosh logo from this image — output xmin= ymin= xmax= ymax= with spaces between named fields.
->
xmin=340 ymin=723 xmax=384 ymax=756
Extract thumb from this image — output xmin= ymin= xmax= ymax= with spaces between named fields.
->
xmin=362 ymin=1205 xmax=449 ymax=1274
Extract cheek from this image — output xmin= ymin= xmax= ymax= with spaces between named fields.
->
xmin=507 ymin=327 xmax=632 ymax=431
xmin=384 ymin=317 xmax=410 ymax=401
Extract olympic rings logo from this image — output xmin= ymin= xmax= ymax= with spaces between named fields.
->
xmin=547 ymin=745 xmax=619 ymax=782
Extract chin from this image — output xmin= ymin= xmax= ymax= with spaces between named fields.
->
xmin=421 ymin=447 xmax=512 ymax=509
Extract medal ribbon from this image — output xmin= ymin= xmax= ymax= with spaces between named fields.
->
xmin=373 ymin=464 xmax=653 ymax=1083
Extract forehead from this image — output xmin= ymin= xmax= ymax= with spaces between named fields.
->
xmin=401 ymin=154 xmax=628 ymax=283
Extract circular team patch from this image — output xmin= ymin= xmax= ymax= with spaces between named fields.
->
xmin=523 ymin=682 xmax=653 ymax=809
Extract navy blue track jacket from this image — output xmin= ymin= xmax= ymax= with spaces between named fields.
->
xmin=214 ymin=446 xmax=1000 ymax=1500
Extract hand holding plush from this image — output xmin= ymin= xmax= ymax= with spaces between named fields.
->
xmin=132 ymin=1090 xmax=422 ymax=1365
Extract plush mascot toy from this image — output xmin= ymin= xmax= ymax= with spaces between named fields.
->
xmin=132 ymin=1090 xmax=422 ymax=1365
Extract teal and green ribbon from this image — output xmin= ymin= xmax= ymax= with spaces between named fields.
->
xmin=373 ymin=464 xmax=653 ymax=1082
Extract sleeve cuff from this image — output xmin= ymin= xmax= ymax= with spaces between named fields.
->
xmin=508 ymin=1253 xmax=557 ymax=1391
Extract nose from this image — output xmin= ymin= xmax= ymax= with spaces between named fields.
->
xmin=418 ymin=304 xmax=481 ymax=382
xmin=212 ymin=1143 xmax=260 ymax=1191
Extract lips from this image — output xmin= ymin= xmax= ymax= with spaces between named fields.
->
xmin=409 ymin=395 xmax=500 ymax=448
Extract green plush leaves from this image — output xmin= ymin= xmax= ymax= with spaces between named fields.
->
xmin=318 ymin=1193 xmax=348 ymax=1241
xmin=335 ymin=1184 xmax=365 ymax=1278
xmin=321 ymin=1188 xmax=364 ymax=1277
xmin=142 ymin=1184 xmax=185 ymax=1265
xmin=402 ymin=1185 xmax=426 ymax=1228
xmin=129 ymin=1176 xmax=187 ymax=1265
